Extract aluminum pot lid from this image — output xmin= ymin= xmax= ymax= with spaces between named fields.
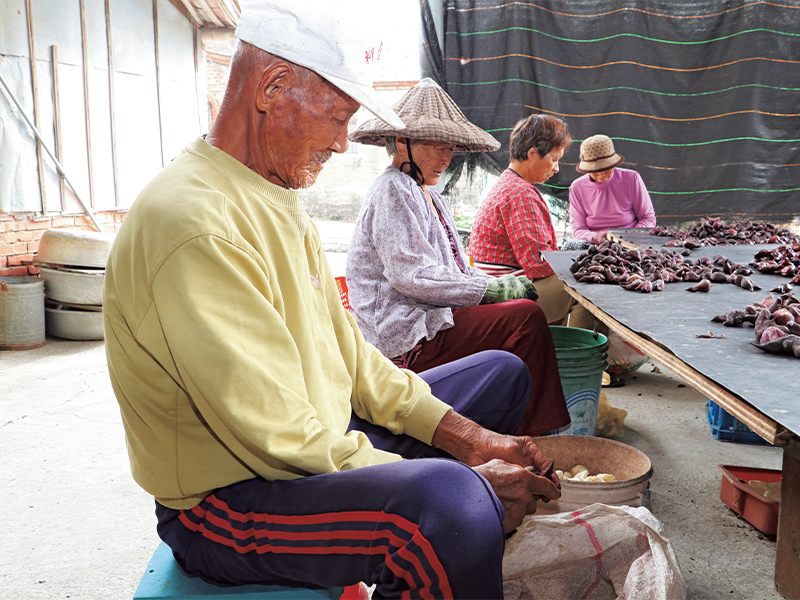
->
xmin=35 ymin=229 xmax=115 ymax=269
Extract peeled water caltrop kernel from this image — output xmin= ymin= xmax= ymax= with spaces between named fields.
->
xmin=556 ymin=464 xmax=617 ymax=483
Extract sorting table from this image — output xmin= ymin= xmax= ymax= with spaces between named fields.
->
xmin=543 ymin=236 xmax=800 ymax=599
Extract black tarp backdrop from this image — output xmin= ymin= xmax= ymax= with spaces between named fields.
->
xmin=422 ymin=0 xmax=800 ymax=227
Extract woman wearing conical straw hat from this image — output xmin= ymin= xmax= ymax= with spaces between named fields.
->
xmin=346 ymin=78 xmax=569 ymax=437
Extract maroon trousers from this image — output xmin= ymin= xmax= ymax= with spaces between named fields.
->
xmin=408 ymin=299 xmax=569 ymax=436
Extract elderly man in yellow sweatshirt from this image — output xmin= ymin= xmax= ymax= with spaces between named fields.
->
xmin=103 ymin=1 xmax=560 ymax=597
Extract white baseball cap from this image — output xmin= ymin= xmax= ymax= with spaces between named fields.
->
xmin=236 ymin=0 xmax=405 ymax=130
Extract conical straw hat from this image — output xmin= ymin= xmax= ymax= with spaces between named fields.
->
xmin=349 ymin=78 xmax=500 ymax=152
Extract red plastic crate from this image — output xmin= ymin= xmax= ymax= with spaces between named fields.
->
xmin=718 ymin=465 xmax=781 ymax=536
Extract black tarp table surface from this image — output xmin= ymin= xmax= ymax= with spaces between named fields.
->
xmin=543 ymin=242 xmax=800 ymax=439
xmin=607 ymin=228 xmax=672 ymax=249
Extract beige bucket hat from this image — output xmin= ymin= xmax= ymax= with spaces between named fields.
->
xmin=576 ymin=134 xmax=625 ymax=173
xmin=348 ymin=78 xmax=500 ymax=152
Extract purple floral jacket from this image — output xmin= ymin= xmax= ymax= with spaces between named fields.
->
xmin=346 ymin=166 xmax=490 ymax=358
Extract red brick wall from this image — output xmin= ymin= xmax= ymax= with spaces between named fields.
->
xmin=0 ymin=212 xmax=126 ymax=278
xmin=202 ymin=31 xmax=235 ymax=126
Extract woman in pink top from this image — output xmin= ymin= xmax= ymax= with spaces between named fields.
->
xmin=568 ymin=135 xmax=656 ymax=246
xmin=567 ymin=135 xmax=655 ymax=384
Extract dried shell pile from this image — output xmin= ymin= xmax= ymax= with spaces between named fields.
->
xmin=750 ymin=244 xmax=800 ymax=284
xmin=650 ymin=217 xmax=800 ymax=248
xmin=569 ymin=241 xmax=762 ymax=294
xmin=711 ymin=287 xmax=800 ymax=358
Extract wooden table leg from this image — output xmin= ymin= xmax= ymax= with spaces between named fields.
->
xmin=776 ymin=436 xmax=800 ymax=599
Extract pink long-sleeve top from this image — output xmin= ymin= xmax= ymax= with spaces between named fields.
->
xmin=568 ymin=168 xmax=656 ymax=242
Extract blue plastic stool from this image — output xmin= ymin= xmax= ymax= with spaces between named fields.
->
xmin=134 ymin=542 xmax=345 ymax=599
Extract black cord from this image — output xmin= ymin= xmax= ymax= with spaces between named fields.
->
xmin=399 ymin=140 xmax=425 ymax=186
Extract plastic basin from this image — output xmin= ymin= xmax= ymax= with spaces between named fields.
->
xmin=533 ymin=435 xmax=653 ymax=513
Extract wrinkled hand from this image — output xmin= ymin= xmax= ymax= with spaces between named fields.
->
xmin=473 ymin=459 xmax=561 ymax=533
xmin=431 ymin=412 xmax=561 ymax=533
xmin=592 ymin=231 xmax=608 ymax=245
xmin=432 ymin=411 xmax=559 ymax=482
xmin=465 ymin=428 xmax=560 ymax=490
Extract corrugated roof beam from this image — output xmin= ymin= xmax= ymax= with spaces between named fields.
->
xmin=178 ymin=0 xmax=204 ymax=26
xmin=194 ymin=0 xmax=225 ymax=27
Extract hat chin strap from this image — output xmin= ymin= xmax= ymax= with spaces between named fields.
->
xmin=400 ymin=140 xmax=425 ymax=187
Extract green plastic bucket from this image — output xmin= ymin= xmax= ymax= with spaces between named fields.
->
xmin=548 ymin=326 xmax=609 ymax=436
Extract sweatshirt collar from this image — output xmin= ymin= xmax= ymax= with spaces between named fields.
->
xmin=188 ymin=137 xmax=307 ymax=236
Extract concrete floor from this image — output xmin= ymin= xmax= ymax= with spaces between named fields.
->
xmin=1 ymin=341 xmax=785 ymax=599
xmin=0 ymin=221 xmax=787 ymax=599
xmin=602 ymin=366 xmax=783 ymax=600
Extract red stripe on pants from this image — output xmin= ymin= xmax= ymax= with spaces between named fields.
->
xmin=178 ymin=494 xmax=452 ymax=599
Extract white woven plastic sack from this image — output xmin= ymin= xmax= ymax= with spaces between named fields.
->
xmin=503 ymin=503 xmax=686 ymax=600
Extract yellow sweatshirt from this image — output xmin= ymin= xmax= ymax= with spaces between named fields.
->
xmin=104 ymin=138 xmax=451 ymax=510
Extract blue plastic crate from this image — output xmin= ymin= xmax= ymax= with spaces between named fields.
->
xmin=706 ymin=399 xmax=770 ymax=445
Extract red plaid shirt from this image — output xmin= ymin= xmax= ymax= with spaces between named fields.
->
xmin=468 ymin=169 xmax=558 ymax=280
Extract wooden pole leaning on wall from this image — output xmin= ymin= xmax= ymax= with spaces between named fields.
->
xmin=193 ymin=28 xmax=203 ymax=134
xmin=0 ymin=71 xmax=102 ymax=232
xmin=79 ymin=0 xmax=96 ymax=208
xmin=50 ymin=45 xmax=66 ymax=212
xmin=25 ymin=0 xmax=47 ymax=214
xmin=153 ymin=0 xmax=165 ymax=168
xmin=104 ymin=0 xmax=120 ymax=207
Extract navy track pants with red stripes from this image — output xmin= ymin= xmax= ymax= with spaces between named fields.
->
xmin=155 ymin=350 xmax=532 ymax=599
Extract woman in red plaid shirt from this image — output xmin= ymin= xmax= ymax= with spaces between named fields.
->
xmin=469 ymin=115 xmax=595 ymax=330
